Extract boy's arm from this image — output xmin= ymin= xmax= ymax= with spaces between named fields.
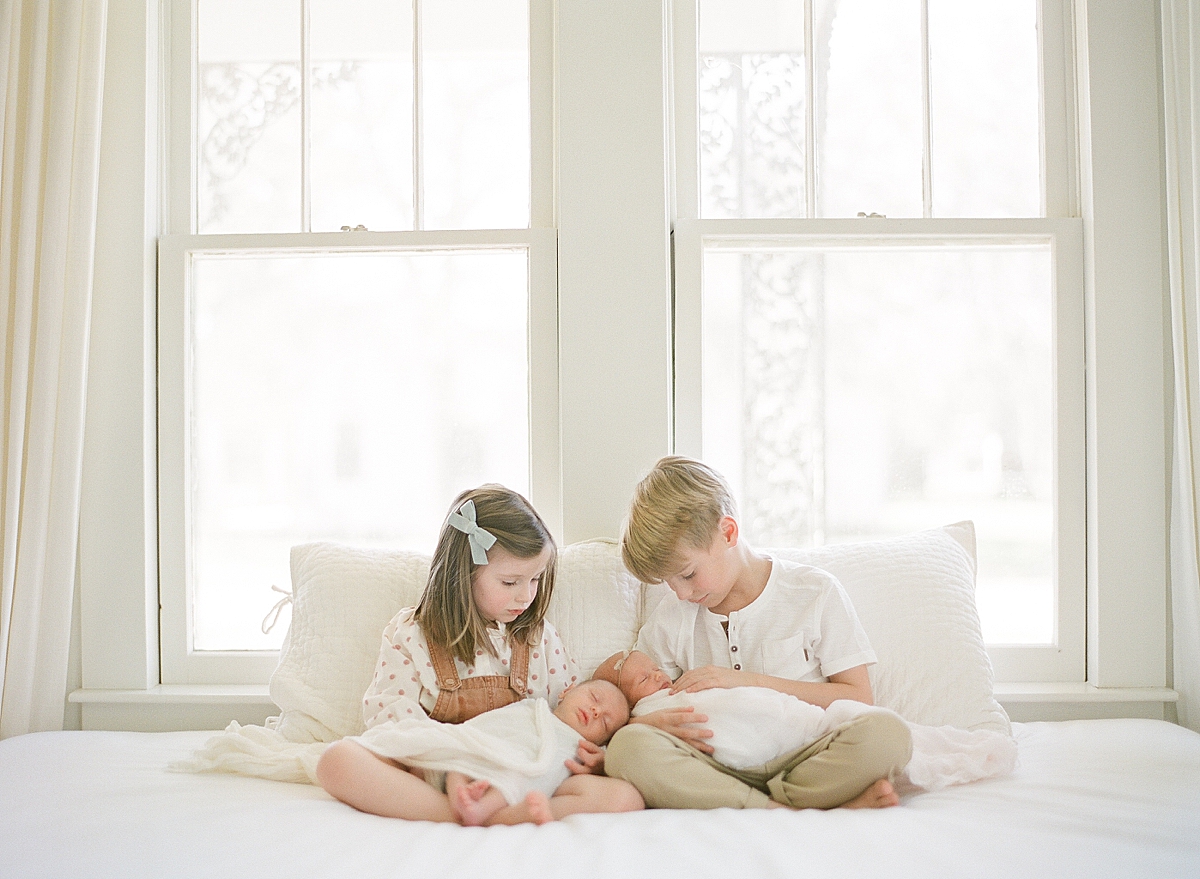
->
xmin=627 ymin=707 xmax=715 ymax=753
xmin=629 ymin=608 xmax=716 ymax=751
xmin=670 ymin=663 xmax=873 ymax=708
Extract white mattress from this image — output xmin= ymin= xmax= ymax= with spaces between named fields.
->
xmin=2 ymin=719 xmax=1198 ymax=879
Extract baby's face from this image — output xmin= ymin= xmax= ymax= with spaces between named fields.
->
xmin=619 ymin=651 xmax=673 ymax=705
xmin=555 ymin=680 xmax=630 ymax=745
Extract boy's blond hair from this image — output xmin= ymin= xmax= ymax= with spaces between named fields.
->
xmin=620 ymin=456 xmax=737 ymax=584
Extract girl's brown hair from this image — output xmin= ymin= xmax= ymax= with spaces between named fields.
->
xmin=415 ymin=485 xmax=557 ymax=665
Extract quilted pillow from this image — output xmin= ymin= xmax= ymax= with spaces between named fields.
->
xmin=777 ymin=522 xmax=1009 ymax=734
xmin=270 ymin=542 xmax=430 ymax=743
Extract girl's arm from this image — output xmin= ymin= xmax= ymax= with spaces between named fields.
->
xmin=669 ymin=663 xmax=873 ymax=708
xmin=537 ymin=622 xmax=583 ymax=706
xmin=362 ymin=610 xmax=435 ymax=728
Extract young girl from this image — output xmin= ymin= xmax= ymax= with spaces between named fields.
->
xmin=316 ymin=485 xmax=644 ymax=824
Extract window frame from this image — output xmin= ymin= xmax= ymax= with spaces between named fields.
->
xmin=157 ymin=0 xmax=559 ymax=684
xmin=670 ymin=0 xmax=1086 ymax=682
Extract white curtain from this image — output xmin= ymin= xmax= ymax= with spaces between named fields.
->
xmin=0 ymin=1 xmax=107 ymax=738
xmin=1163 ymin=0 xmax=1200 ymax=733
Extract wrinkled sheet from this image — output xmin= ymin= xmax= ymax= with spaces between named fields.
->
xmin=2 ymin=719 xmax=1198 ymax=879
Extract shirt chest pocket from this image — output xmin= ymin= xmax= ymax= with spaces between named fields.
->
xmin=760 ymin=631 xmax=822 ymax=681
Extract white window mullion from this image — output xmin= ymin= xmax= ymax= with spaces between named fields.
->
xmin=165 ymin=0 xmax=195 ymax=235
xmin=528 ymin=228 xmax=561 ymax=535
xmin=804 ymin=0 xmax=815 ymax=219
xmin=920 ymin=0 xmax=933 ymax=219
xmin=1041 ymin=0 xmax=1076 ymax=218
xmin=671 ymin=0 xmax=700 ymax=222
xmin=412 ymin=0 xmax=424 ymax=231
xmin=300 ymin=0 xmax=311 ymax=232
xmin=530 ymin=0 xmax=554 ymax=227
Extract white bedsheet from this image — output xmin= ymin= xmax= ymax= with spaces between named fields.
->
xmin=2 ymin=719 xmax=1198 ymax=879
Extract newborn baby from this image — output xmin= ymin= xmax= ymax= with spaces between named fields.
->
xmin=350 ymin=678 xmax=629 ymax=824
xmin=594 ymin=649 xmax=834 ymax=769
xmin=594 ymin=650 xmax=1018 ymax=789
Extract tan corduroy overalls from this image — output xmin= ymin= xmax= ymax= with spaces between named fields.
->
xmin=425 ymin=638 xmax=531 ymax=724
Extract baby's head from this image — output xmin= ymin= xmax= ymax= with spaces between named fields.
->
xmin=553 ymin=679 xmax=630 ymax=745
xmin=593 ymin=650 xmax=673 ymax=707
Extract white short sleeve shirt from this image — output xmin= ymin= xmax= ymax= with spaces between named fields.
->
xmin=635 ymin=557 xmax=876 ymax=683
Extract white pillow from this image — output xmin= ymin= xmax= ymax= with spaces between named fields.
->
xmin=773 ymin=522 xmax=1010 ymax=735
xmin=546 ymin=538 xmax=643 ymax=679
xmin=270 ymin=542 xmax=430 ymax=743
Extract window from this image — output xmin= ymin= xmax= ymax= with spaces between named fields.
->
xmin=672 ymin=0 xmax=1083 ymax=681
xmin=159 ymin=0 xmax=556 ymax=682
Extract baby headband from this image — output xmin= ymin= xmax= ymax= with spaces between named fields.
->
xmin=448 ymin=499 xmax=497 ymax=565
xmin=610 ymin=649 xmax=631 ymax=673
xmin=610 ymin=649 xmax=631 ymax=691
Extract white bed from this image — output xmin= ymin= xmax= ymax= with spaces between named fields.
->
xmin=3 ymin=527 xmax=1198 ymax=878
xmin=2 ymin=719 xmax=1198 ymax=879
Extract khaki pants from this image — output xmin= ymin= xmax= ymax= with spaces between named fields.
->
xmin=605 ymin=710 xmax=912 ymax=810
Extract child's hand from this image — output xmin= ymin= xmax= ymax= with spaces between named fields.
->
xmin=631 ymin=707 xmax=715 ymax=755
xmin=670 ymin=665 xmax=749 ymax=694
xmin=565 ymin=739 xmax=605 ymax=775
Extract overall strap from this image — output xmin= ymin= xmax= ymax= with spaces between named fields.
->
xmin=507 ymin=638 xmax=531 ymax=696
xmin=426 ymin=638 xmax=462 ymax=692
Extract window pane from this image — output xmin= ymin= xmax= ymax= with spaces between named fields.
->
xmin=189 ymin=251 xmax=529 ymax=650
xmin=698 ymin=0 xmax=806 ymax=218
xmin=198 ymin=0 xmax=301 ymax=232
xmin=814 ymin=0 xmax=924 ymax=218
xmin=309 ymin=0 xmax=414 ymax=231
xmin=702 ymin=243 xmax=1053 ymax=644
xmin=929 ymin=0 xmax=1041 ymax=217
xmin=422 ymin=0 xmax=530 ymax=229
xmin=695 ymin=0 xmax=1045 ymax=220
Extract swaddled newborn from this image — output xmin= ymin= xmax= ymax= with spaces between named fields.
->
xmin=350 ymin=678 xmax=629 ymax=805
xmin=594 ymin=649 xmax=835 ymax=769
xmin=594 ymin=650 xmax=1019 ymax=788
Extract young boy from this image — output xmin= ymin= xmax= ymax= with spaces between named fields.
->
xmin=605 ymin=456 xmax=912 ymax=811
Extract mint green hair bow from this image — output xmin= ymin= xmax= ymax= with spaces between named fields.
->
xmin=448 ymin=499 xmax=497 ymax=565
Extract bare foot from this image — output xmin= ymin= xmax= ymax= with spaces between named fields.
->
xmin=524 ymin=791 xmax=555 ymax=825
xmin=842 ymin=778 xmax=900 ymax=809
xmin=453 ymin=779 xmax=499 ymax=826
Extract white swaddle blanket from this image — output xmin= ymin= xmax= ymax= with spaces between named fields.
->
xmin=349 ymin=699 xmax=581 ymax=805
xmin=633 ymin=688 xmax=1016 ymax=789
xmin=632 ymin=687 xmax=828 ymax=770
